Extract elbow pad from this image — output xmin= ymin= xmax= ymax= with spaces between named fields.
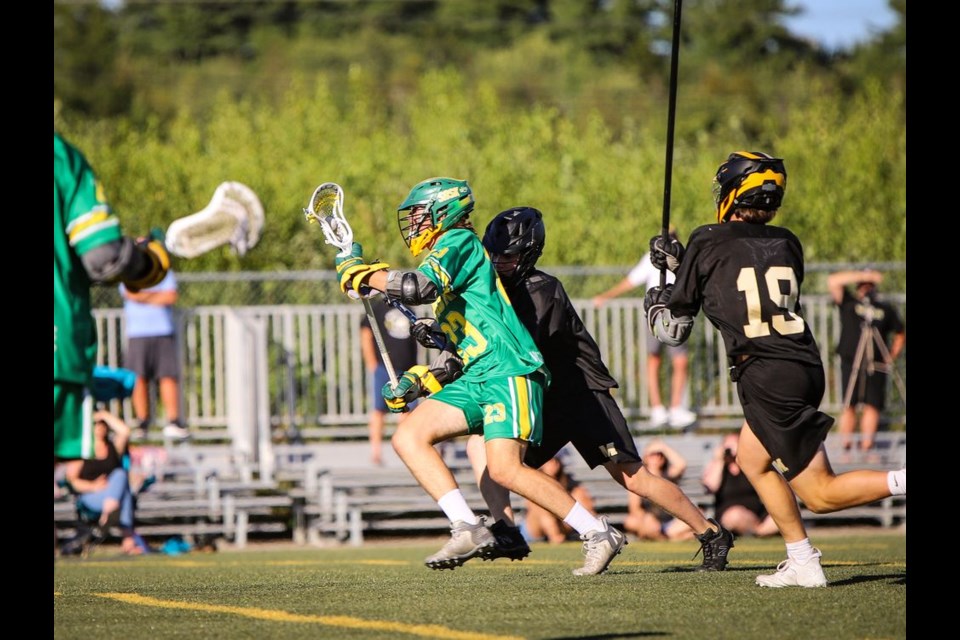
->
xmin=428 ymin=350 xmax=464 ymax=386
xmin=648 ymin=306 xmax=694 ymax=347
xmin=385 ymin=270 xmax=438 ymax=306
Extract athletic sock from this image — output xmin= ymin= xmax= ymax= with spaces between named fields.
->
xmin=563 ymin=502 xmax=603 ymax=536
xmin=887 ymin=469 xmax=906 ymax=495
xmin=786 ymin=538 xmax=816 ymax=564
xmin=437 ymin=489 xmax=478 ymax=525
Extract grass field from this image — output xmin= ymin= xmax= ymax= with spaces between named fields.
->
xmin=53 ymin=528 xmax=907 ymax=640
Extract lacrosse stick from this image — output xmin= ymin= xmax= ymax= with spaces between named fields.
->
xmin=165 ymin=181 xmax=265 ymax=259
xmin=658 ymin=0 xmax=683 ymax=289
xmin=380 ymin=295 xmax=447 ymax=350
xmin=304 ymin=182 xmax=400 ymax=388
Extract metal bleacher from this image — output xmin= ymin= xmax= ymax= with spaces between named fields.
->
xmin=56 ymin=430 xmax=904 ymax=550
xmin=59 ymin=289 xmax=905 ymax=550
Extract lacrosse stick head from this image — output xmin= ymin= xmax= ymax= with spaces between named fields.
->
xmin=304 ymin=182 xmax=354 ymax=257
xmin=164 ymin=181 xmax=264 ymax=259
xmin=397 ymin=177 xmax=474 ymax=257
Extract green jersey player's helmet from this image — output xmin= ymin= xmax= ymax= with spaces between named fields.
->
xmin=713 ymin=151 xmax=787 ymax=224
xmin=397 ymin=177 xmax=475 ymax=256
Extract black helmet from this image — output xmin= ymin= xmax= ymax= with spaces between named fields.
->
xmin=713 ymin=151 xmax=787 ymax=223
xmin=482 ymin=206 xmax=545 ymax=284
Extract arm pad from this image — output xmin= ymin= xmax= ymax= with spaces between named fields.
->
xmin=385 ymin=270 xmax=438 ymax=306
xmin=427 ymin=350 xmax=464 ymax=386
xmin=648 ymin=306 xmax=694 ymax=347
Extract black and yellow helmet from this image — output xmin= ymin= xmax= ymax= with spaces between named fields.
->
xmin=713 ymin=151 xmax=787 ymax=224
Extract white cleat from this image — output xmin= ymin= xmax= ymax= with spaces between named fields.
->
xmin=573 ymin=516 xmax=626 ymax=576
xmin=756 ymin=549 xmax=828 ymax=588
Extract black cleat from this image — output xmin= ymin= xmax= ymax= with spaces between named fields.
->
xmin=485 ymin=519 xmax=531 ymax=562
xmin=695 ymin=518 xmax=734 ymax=571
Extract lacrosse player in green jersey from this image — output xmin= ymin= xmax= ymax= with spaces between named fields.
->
xmin=334 ymin=177 xmax=626 ymax=575
xmin=54 ymin=132 xmax=171 ymax=464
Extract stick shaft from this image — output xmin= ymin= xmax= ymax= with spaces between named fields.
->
xmin=362 ymin=297 xmax=399 ymax=388
xmin=660 ymin=0 xmax=683 ymax=289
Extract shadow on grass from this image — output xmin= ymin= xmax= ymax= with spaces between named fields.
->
xmin=828 ymin=572 xmax=906 ymax=587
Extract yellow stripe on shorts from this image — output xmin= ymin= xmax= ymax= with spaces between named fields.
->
xmin=510 ymin=376 xmax=533 ymax=440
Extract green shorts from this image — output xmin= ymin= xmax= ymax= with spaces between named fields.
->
xmin=54 ymin=383 xmax=95 ymax=460
xmin=432 ymin=370 xmax=546 ymax=444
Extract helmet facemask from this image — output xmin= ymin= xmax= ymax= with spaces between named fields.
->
xmin=713 ymin=151 xmax=787 ymax=223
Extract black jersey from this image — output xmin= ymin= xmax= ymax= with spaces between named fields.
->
xmin=668 ymin=222 xmax=822 ymax=366
xmin=506 ymin=270 xmax=618 ymax=395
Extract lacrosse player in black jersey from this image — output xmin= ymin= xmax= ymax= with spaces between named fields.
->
xmin=413 ymin=206 xmax=735 ymax=571
xmin=645 ymin=151 xmax=907 ymax=587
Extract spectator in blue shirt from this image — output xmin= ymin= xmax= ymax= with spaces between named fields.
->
xmin=120 ymin=270 xmax=187 ymax=440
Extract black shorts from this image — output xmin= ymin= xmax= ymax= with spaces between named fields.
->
xmin=736 ymin=358 xmax=834 ymax=481
xmin=124 ymin=335 xmax=180 ymax=380
xmin=840 ymin=359 xmax=888 ymax=410
xmin=524 ymin=388 xmax=640 ymax=469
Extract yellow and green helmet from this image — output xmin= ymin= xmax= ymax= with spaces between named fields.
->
xmin=397 ymin=177 xmax=475 ymax=256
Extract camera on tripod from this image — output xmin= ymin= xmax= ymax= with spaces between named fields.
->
xmin=844 ymin=290 xmax=906 ymax=405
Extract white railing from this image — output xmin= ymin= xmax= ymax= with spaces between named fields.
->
xmin=94 ymin=295 xmax=906 ymax=468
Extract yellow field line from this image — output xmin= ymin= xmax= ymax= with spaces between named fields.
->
xmin=95 ymin=593 xmax=525 ymax=640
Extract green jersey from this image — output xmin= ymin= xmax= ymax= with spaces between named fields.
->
xmin=419 ymin=228 xmax=547 ymax=382
xmin=54 ymin=132 xmax=123 ymax=385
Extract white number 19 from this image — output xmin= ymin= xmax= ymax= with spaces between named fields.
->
xmin=736 ymin=266 xmax=806 ymax=338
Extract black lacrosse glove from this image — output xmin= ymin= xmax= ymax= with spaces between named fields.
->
xmin=411 ymin=318 xmax=446 ymax=350
xmin=649 ymin=235 xmax=685 ymax=273
xmin=643 ymin=284 xmax=673 ymax=317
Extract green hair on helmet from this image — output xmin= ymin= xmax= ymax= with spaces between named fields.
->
xmin=397 ymin=177 xmax=475 ymax=256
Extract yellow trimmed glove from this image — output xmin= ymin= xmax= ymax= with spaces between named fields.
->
xmin=381 ymin=365 xmax=442 ymax=413
xmin=334 ymin=242 xmax=389 ymax=294
xmin=124 ymin=230 xmax=171 ymax=292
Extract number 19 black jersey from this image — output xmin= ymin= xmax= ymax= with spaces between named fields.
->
xmin=667 ymin=222 xmax=822 ymax=366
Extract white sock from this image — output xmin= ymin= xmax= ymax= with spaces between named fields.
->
xmin=887 ymin=469 xmax=906 ymax=495
xmin=437 ymin=489 xmax=477 ymax=525
xmin=786 ymin=538 xmax=816 ymax=564
xmin=563 ymin=502 xmax=603 ymax=535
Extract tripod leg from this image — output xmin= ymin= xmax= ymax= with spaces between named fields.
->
xmin=842 ymin=327 xmax=871 ymax=408
xmin=840 ymin=326 xmax=872 ymax=451
xmin=870 ymin=327 xmax=907 ymax=403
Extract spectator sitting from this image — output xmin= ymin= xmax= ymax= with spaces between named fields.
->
xmin=622 ymin=439 xmax=694 ymax=541
xmin=62 ymin=409 xmax=146 ymax=555
xmin=701 ymin=433 xmax=779 ymax=538
xmin=520 ymin=453 xmax=596 ymax=544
